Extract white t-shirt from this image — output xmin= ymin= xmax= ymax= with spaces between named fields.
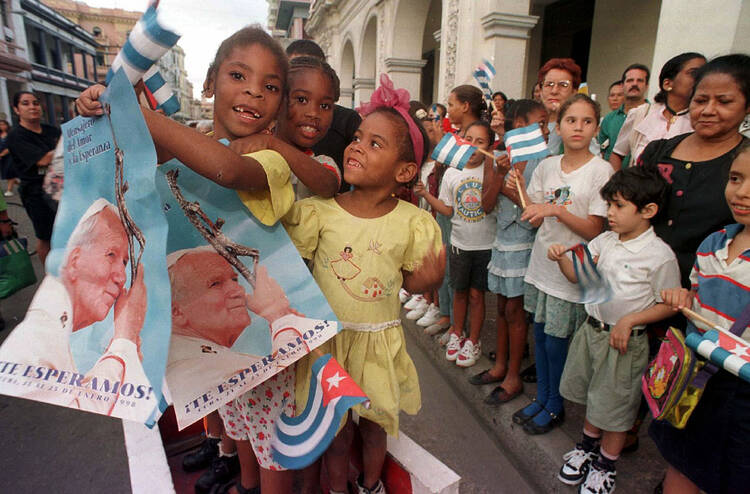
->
xmin=418 ymin=160 xmax=436 ymax=211
xmin=439 ymin=163 xmax=496 ymax=250
xmin=586 ymin=228 xmax=680 ymax=326
xmin=524 ymin=154 xmax=613 ymax=302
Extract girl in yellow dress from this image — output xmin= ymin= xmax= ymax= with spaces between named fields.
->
xmin=283 ymin=74 xmax=445 ymax=494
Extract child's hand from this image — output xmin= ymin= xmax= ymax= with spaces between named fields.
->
xmin=506 ymin=168 xmax=525 ymax=191
xmin=413 ymin=181 xmax=428 ymax=197
xmin=610 ymin=315 xmax=634 ymax=354
xmin=403 ymin=246 xmax=446 ymax=293
xmin=547 ymin=244 xmax=568 ymax=261
xmin=494 ymin=154 xmax=511 ymax=176
xmin=490 ymin=109 xmax=505 ymax=135
xmin=228 ymin=134 xmax=273 ymax=155
xmin=76 ymin=84 xmax=106 ymax=117
xmin=660 ymin=288 xmax=694 ymax=312
xmin=521 ymin=203 xmax=558 ymax=223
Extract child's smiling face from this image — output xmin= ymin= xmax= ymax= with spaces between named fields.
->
xmin=279 ymin=68 xmax=335 ymax=150
xmin=726 ymin=151 xmax=750 ymax=225
xmin=206 ymin=43 xmax=284 ymax=141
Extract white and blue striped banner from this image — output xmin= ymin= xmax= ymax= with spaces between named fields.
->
xmin=686 ymin=329 xmax=750 ymax=383
xmin=504 ymin=123 xmax=550 ymax=165
xmin=106 ymin=5 xmax=181 ymax=116
xmin=272 ymin=354 xmax=368 ymax=469
xmin=430 ymin=133 xmax=477 ymax=170
xmin=473 ymin=59 xmax=496 ymax=102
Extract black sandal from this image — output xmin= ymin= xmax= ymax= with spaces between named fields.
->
xmin=522 ymin=407 xmax=565 ymax=435
xmin=511 ymin=398 xmax=541 ymax=425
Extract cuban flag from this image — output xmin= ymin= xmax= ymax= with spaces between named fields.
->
xmin=505 ymin=123 xmax=550 ymax=165
xmin=473 ymin=59 xmax=496 ymax=102
xmin=569 ymin=243 xmax=611 ymax=304
xmin=686 ymin=329 xmax=750 ymax=383
xmin=431 ymin=133 xmax=477 ymax=170
xmin=272 ymin=354 xmax=369 ymax=469
xmin=106 ymin=5 xmax=181 ymax=115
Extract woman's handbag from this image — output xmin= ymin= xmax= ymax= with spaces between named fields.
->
xmin=642 ymin=306 xmax=750 ymax=429
xmin=0 ymin=236 xmax=36 ymax=298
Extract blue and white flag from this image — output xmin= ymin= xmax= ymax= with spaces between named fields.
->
xmin=431 ymin=133 xmax=476 ymax=170
xmin=272 ymin=354 xmax=368 ymax=469
xmin=106 ymin=5 xmax=181 ymax=116
xmin=686 ymin=329 xmax=750 ymax=383
xmin=504 ymin=123 xmax=550 ymax=165
xmin=473 ymin=59 xmax=496 ymax=102
xmin=570 ymin=243 xmax=611 ymax=304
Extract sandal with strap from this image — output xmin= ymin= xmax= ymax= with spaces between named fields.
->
xmin=522 ymin=407 xmax=565 ymax=435
xmin=511 ymin=398 xmax=542 ymax=425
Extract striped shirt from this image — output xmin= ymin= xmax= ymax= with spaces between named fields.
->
xmin=691 ymin=224 xmax=750 ymax=340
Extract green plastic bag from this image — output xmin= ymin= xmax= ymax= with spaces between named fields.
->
xmin=0 ymin=237 xmax=36 ymax=298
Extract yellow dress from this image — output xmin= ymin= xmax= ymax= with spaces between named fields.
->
xmin=283 ymin=197 xmax=442 ymax=436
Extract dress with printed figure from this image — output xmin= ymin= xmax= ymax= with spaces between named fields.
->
xmin=283 ymin=197 xmax=442 ymax=435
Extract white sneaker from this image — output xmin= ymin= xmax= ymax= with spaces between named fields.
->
xmin=398 ymin=288 xmax=410 ymax=304
xmin=456 ymin=340 xmax=481 ymax=367
xmin=578 ymin=463 xmax=616 ymax=494
xmin=424 ymin=318 xmax=450 ymax=335
xmin=3 ymin=191 xmax=12 ymax=197
xmin=445 ymin=333 xmax=464 ymax=361
xmin=437 ymin=329 xmax=454 ymax=346
xmin=403 ymin=295 xmax=424 ymax=310
xmin=405 ymin=300 xmax=428 ymax=320
xmin=416 ymin=304 xmax=440 ymax=326
xmin=558 ymin=445 xmax=598 ymax=485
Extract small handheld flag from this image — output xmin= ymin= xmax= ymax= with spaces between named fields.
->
xmin=431 ymin=133 xmax=477 ymax=170
xmin=569 ymin=243 xmax=611 ymax=304
xmin=473 ymin=59 xmax=496 ymax=103
xmin=106 ymin=5 xmax=181 ymax=115
xmin=686 ymin=328 xmax=750 ymax=384
xmin=504 ymin=123 xmax=550 ymax=165
xmin=272 ymin=354 xmax=368 ymax=469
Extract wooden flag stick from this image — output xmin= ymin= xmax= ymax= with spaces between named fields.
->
xmin=474 ymin=147 xmax=527 ymax=209
xmin=681 ymin=307 xmax=748 ymax=347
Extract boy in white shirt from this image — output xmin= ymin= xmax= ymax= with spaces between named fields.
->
xmin=547 ymin=166 xmax=680 ymax=494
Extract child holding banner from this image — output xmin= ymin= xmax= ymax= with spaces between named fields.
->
xmin=508 ymin=95 xmax=613 ymax=434
xmin=77 ymin=25 xmax=341 ymax=494
xmin=548 ymin=166 xmax=679 ymax=494
xmin=654 ymin=141 xmax=750 ymax=494
xmin=283 ymin=74 xmax=444 ymax=494
xmin=473 ymin=99 xmax=548 ymax=402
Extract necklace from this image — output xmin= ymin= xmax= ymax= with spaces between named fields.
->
xmin=664 ymin=102 xmax=689 ymax=125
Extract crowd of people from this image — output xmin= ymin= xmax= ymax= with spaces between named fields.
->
xmin=2 ymin=20 xmax=749 ymax=494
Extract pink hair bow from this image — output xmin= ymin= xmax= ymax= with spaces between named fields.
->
xmin=357 ymin=74 xmax=424 ymax=166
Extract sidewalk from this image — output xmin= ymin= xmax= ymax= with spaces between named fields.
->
xmin=402 ymin=296 xmax=665 ymax=493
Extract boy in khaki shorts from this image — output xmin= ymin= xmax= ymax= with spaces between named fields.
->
xmin=547 ymin=167 xmax=680 ymax=494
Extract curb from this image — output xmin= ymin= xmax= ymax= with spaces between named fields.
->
xmin=402 ymin=309 xmax=666 ymax=493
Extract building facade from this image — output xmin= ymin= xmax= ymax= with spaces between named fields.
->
xmin=267 ymin=0 xmax=311 ymax=42
xmin=306 ymin=0 xmax=750 ymax=109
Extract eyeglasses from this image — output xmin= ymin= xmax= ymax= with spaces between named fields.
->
xmin=542 ymin=80 xmax=572 ymax=90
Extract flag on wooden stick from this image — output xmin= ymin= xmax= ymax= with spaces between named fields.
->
xmin=430 ymin=133 xmax=477 ymax=170
xmin=686 ymin=329 xmax=750 ymax=383
xmin=504 ymin=123 xmax=550 ymax=165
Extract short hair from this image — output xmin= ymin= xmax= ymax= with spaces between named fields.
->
xmin=621 ymin=63 xmax=650 ymax=84
xmin=503 ymin=99 xmax=545 ymax=133
xmin=557 ymin=94 xmax=601 ymax=124
xmin=12 ymin=91 xmax=37 ymax=108
xmin=653 ymin=52 xmax=705 ymax=103
xmin=600 ymin=166 xmax=667 ymax=215
xmin=289 ymin=55 xmax=340 ymax=102
xmin=538 ymin=58 xmax=582 ymax=89
xmin=285 ymin=39 xmax=325 ymax=60
xmin=464 ymin=119 xmax=495 ymax=147
xmin=450 ymin=85 xmax=487 ymax=120
xmin=608 ymin=80 xmax=623 ymax=91
xmin=204 ymin=25 xmax=288 ymax=96
xmin=433 ymin=103 xmax=446 ymax=118
xmin=61 ymin=199 xmax=121 ymax=272
xmin=692 ymin=53 xmax=750 ymax=105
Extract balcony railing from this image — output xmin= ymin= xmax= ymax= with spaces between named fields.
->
xmin=31 ymin=62 xmax=96 ymax=90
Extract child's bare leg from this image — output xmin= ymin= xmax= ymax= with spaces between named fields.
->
xmin=600 ymin=430 xmax=626 ymax=458
xmin=490 ymin=294 xmax=509 ymax=379
xmin=37 ymin=239 xmax=50 ymax=268
xmin=231 ymin=440 xmax=259 ymax=492
xmin=663 ymin=465 xmax=699 ymax=494
xmin=260 ymin=467 xmax=293 ymax=494
xmin=205 ymin=410 xmax=224 ymax=438
xmin=423 ymin=291 xmax=433 ymax=304
xmin=451 ymin=290 xmax=468 ymax=336
xmin=324 ymin=414 xmax=354 ymax=492
xmin=467 ymin=287 xmax=485 ymax=344
xmin=501 ymin=296 xmax=526 ymax=393
xmin=359 ymin=418 xmax=387 ymax=489
xmin=299 ymin=460 xmax=321 ymax=494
